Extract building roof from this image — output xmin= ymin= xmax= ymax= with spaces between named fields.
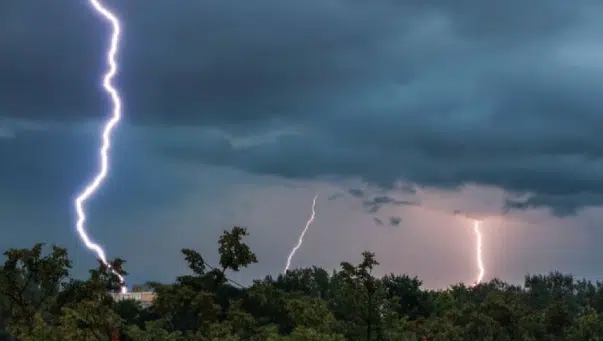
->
xmin=111 ymin=291 xmax=156 ymax=307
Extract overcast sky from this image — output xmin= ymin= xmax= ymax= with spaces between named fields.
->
xmin=1 ymin=0 xmax=603 ymax=289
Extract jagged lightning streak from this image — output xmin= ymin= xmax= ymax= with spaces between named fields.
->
xmin=472 ymin=220 xmax=485 ymax=285
xmin=74 ymin=0 xmax=126 ymax=293
xmin=284 ymin=194 xmax=319 ymax=272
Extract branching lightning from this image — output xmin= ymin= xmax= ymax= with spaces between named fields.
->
xmin=472 ymin=220 xmax=485 ymax=285
xmin=284 ymin=193 xmax=319 ymax=273
xmin=74 ymin=0 xmax=126 ymax=293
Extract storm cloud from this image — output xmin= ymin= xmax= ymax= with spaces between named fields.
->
xmin=389 ymin=217 xmax=402 ymax=227
xmin=2 ymin=0 xmax=603 ymax=215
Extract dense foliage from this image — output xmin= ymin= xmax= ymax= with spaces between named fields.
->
xmin=1 ymin=226 xmax=603 ymax=341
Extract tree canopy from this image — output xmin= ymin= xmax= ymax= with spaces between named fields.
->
xmin=1 ymin=226 xmax=602 ymax=341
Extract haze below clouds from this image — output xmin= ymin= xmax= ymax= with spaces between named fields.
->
xmin=1 ymin=0 xmax=603 ymax=287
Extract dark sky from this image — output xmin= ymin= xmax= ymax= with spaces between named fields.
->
xmin=1 ymin=0 xmax=603 ymax=287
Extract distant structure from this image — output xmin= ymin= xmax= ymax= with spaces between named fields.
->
xmin=111 ymin=291 xmax=156 ymax=308
xmin=111 ymin=291 xmax=156 ymax=340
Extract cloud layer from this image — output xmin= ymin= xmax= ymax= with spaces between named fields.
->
xmin=2 ymin=0 xmax=603 ymax=215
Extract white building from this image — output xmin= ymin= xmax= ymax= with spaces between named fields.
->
xmin=111 ymin=291 xmax=156 ymax=308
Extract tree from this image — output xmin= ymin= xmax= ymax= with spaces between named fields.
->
xmin=126 ymin=319 xmax=184 ymax=341
xmin=0 ymin=244 xmax=126 ymax=341
xmin=149 ymin=227 xmax=258 ymax=340
xmin=3 ymin=227 xmax=603 ymax=341
xmin=382 ymin=274 xmax=430 ymax=320
xmin=330 ymin=251 xmax=385 ymax=341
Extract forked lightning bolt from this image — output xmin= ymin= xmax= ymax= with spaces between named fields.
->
xmin=473 ymin=220 xmax=485 ymax=285
xmin=284 ymin=193 xmax=318 ymax=272
xmin=74 ymin=0 xmax=126 ymax=293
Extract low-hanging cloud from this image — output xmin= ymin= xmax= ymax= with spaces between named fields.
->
xmin=2 ymin=0 xmax=603 ymax=215
xmin=389 ymin=217 xmax=402 ymax=227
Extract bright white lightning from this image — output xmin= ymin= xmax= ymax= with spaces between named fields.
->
xmin=74 ymin=0 xmax=126 ymax=293
xmin=472 ymin=220 xmax=485 ymax=285
xmin=284 ymin=193 xmax=319 ymax=273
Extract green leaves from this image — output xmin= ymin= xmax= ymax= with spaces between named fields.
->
xmin=282 ymin=327 xmax=345 ymax=341
xmin=4 ymin=230 xmax=603 ymax=341
xmin=182 ymin=249 xmax=206 ymax=276
xmin=56 ymin=299 xmax=121 ymax=341
xmin=218 ymin=226 xmax=258 ymax=272
xmin=285 ymin=297 xmax=335 ymax=332
xmin=0 ymin=244 xmax=129 ymax=341
xmin=126 ymin=319 xmax=184 ymax=341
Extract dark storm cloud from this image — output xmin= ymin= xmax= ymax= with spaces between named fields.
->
xmin=327 ymin=193 xmax=345 ymax=201
xmin=3 ymin=0 xmax=603 ymax=215
xmin=372 ymin=216 xmax=401 ymax=227
xmin=0 ymin=123 xmax=192 ymax=213
xmin=399 ymin=184 xmax=417 ymax=195
xmin=389 ymin=217 xmax=402 ymax=227
xmin=504 ymin=192 xmax=603 ymax=218
xmin=363 ymin=196 xmax=419 ymax=214
xmin=347 ymin=189 xmax=365 ymax=198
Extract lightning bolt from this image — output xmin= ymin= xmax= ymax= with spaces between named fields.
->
xmin=284 ymin=193 xmax=318 ymax=273
xmin=472 ymin=220 xmax=485 ymax=285
xmin=74 ymin=0 xmax=126 ymax=293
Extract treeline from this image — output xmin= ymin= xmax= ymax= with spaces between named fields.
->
xmin=1 ymin=226 xmax=603 ymax=341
